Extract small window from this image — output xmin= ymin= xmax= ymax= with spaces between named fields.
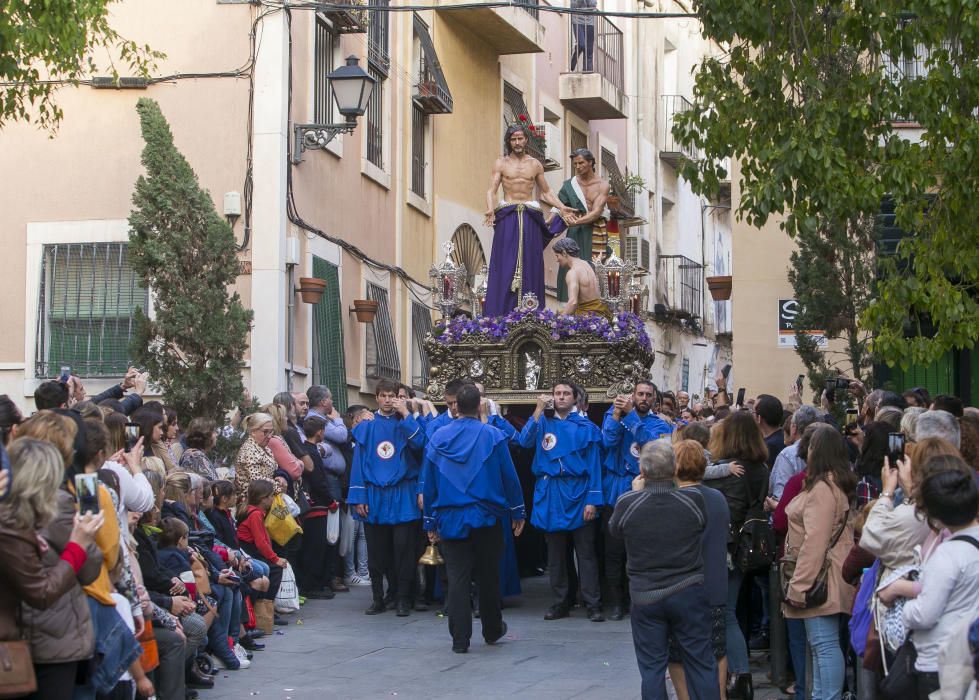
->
xmin=365 ymin=282 xmax=400 ymax=380
xmin=411 ymin=106 xmax=427 ymax=197
xmin=681 ymin=357 xmax=690 ymax=393
xmin=410 ymin=302 xmax=433 ymax=389
xmin=35 ymin=242 xmax=148 ymax=378
xmin=366 ymin=67 xmax=384 ymax=168
xmin=311 ymin=256 xmax=347 ymax=411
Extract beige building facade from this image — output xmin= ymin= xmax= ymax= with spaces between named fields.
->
xmin=0 ymin=0 xmax=732 ymax=411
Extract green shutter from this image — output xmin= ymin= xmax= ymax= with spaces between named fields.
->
xmin=311 ymin=257 xmax=347 ymax=411
xmin=889 ymin=351 xmax=955 ymax=397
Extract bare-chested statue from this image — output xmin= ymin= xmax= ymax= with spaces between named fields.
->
xmin=553 ymin=237 xmax=612 ymax=320
xmin=483 ymin=125 xmax=574 ymax=316
xmin=557 ymin=148 xmax=612 ymax=301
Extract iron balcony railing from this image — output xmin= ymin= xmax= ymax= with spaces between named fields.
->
xmin=662 ymin=95 xmax=698 ymax=160
xmin=514 ymin=0 xmax=539 ymax=20
xmin=567 ymin=14 xmax=624 ymax=91
xmin=658 ymin=254 xmax=703 ymax=319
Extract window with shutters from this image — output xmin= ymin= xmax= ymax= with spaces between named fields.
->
xmin=411 ymin=106 xmax=427 ymax=197
xmin=311 ymin=257 xmax=347 ymax=410
xmin=365 ymin=0 xmax=389 ymax=169
xmin=365 ymin=283 xmax=400 ymax=380
xmin=35 ymin=242 xmax=148 ymax=378
xmin=410 ymin=302 xmax=433 ymax=390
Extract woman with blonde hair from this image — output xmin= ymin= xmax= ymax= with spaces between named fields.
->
xmin=260 ymin=403 xmax=304 ymax=480
xmin=2 ymin=438 xmax=104 ymax=699
xmin=234 ymin=412 xmax=279 ymax=503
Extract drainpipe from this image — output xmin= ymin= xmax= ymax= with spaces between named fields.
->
xmin=286 ymin=261 xmax=295 ymax=391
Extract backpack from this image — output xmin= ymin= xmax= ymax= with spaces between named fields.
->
xmin=733 ymin=469 xmax=776 ymax=574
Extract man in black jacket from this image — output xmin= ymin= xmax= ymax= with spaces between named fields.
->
xmin=296 ymin=415 xmax=337 ymax=599
xmin=608 ymin=441 xmax=719 ymax=700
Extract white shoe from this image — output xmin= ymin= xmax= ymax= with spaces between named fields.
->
xmin=233 ymin=643 xmax=252 ymax=669
xmin=346 ymin=574 xmax=371 ymax=586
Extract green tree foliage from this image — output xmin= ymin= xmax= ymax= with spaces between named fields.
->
xmin=0 ymin=0 xmax=162 ymax=129
xmin=128 ymin=98 xmax=252 ymax=423
xmin=674 ymin=2 xmax=979 ymax=368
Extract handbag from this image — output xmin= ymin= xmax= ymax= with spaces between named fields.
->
xmin=878 ymin=638 xmax=917 ymax=699
xmin=733 ymin=468 xmax=775 ymax=574
xmin=779 ymin=509 xmax=847 ymax=608
xmin=0 ymin=641 xmax=36 ymax=699
xmin=137 ymin=622 xmax=159 ymax=674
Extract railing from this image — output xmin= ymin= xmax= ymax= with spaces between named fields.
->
xmin=567 ymin=15 xmax=624 ymax=91
xmin=513 ymin=0 xmax=539 ymax=20
xmin=601 ymin=149 xmax=635 ymax=219
xmin=658 ymin=255 xmax=703 ymax=319
xmin=662 ymin=95 xmax=698 ymax=160
xmin=317 ymin=0 xmax=367 ymax=34
xmin=413 ymin=59 xmax=453 ymax=114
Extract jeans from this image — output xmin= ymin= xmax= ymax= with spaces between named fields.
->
xmin=630 ymin=584 xmax=720 ymax=700
xmin=207 ymin=583 xmax=236 ymax=660
xmin=571 ymin=22 xmax=595 ymax=71
xmin=344 ymin=517 xmax=369 ymax=577
xmin=805 ymin=614 xmax=844 ymax=700
xmin=725 ymin=567 xmax=750 ymax=674
xmin=80 ymin=598 xmax=141 ymax=697
xmin=786 ymin=617 xmax=807 ymax=700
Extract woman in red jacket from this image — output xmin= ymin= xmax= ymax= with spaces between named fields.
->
xmin=236 ymin=480 xmax=285 ymax=625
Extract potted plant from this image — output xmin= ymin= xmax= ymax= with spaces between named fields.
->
xmin=622 ymin=172 xmax=646 ymax=194
xmin=706 ymin=275 xmax=733 ymax=301
xmin=351 ymin=299 xmax=380 ymax=323
xmin=297 ymin=277 xmax=328 ymax=305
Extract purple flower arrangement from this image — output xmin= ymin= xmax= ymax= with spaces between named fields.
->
xmin=432 ymin=308 xmax=652 ymax=352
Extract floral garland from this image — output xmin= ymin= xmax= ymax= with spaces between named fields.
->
xmin=432 ymin=307 xmax=651 ymax=352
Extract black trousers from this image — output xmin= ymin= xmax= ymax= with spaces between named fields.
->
xmin=296 ymin=516 xmax=332 ymax=592
xmin=239 ymin=541 xmax=284 ymax=599
xmin=546 ymin=521 xmax=601 ymax=608
xmin=364 ymin=520 xmax=421 ymax=604
xmin=441 ymin=522 xmax=505 ymax=646
xmin=601 ymin=508 xmax=628 ymax=605
xmin=26 ymin=661 xmax=78 ymax=700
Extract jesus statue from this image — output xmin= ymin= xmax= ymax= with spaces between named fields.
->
xmin=482 ymin=125 xmax=573 ymax=317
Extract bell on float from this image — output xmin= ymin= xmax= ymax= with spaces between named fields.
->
xmin=418 ymin=543 xmax=445 ymax=566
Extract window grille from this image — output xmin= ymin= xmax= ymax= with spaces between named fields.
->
xmin=681 ymin=358 xmax=690 ymax=393
xmin=314 ymin=16 xmax=336 ymax=124
xmin=368 ymin=0 xmax=390 ymax=74
xmin=411 ymin=302 xmax=433 ymax=389
xmin=311 ymin=257 xmax=347 ymax=411
xmin=570 ymin=126 xmax=589 ymax=155
xmin=35 ymin=242 xmax=147 ymax=378
xmin=502 ymin=82 xmax=545 ymax=161
xmin=365 ymin=283 xmax=401 ymax=380
xmin=366 ymin=67 xmax=384 ymax=168
xmin=411 ymin=106 xmax=426 ymax=197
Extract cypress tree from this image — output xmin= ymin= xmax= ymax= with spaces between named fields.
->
xmin=128 ymin=97 xmax=252 ymax=422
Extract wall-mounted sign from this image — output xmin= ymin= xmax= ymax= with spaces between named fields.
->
xmin=778 ymin=299 xmax=827 ymax=348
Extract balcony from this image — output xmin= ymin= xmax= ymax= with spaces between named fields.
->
xmin=317 ymin=0 xmax=367 ymax=34
xmin=660 ymin=95 xmax=698 ymax=167
xmin=656 ymin=255 xmax=703 ymax=320
xmin=435 ymin=0 xmax=544 ymax=55
xmin=559 ymin=16 xmax=628 ymax=120
xmin=412 ymin=15 xmax=453 ymax=115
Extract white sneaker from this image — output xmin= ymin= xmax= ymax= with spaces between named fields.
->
xmin=232 ymin=643 xmax=252 ymax=669
xmin=346 ymin=574 xmax=371 ymax=586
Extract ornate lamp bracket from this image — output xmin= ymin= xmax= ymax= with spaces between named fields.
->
xmin=292 ymin=120 xmax=357 ymax=164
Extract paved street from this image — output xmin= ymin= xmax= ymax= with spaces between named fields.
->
xmin=202 ymin=576 xmax=782 ymax=700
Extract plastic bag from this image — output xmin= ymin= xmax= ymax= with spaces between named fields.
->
xmin=265 ymin=493 xmax=303 ymax=546
xmin=275 ymin=562 xmax=300 ymax=613
xmin=326 ymin=508 xmax=340 ymax=545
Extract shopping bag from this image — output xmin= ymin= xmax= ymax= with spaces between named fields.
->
xmin=265 ymin=494 xmax=303 ymax=546
xmin=274 ymin=563 xmax=301 ymax=614
xmin=326 ymin=509 xmax=340 ymax=545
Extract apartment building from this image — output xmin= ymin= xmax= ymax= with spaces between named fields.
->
xmin=0 ymin=0 xmax=731 ymax=410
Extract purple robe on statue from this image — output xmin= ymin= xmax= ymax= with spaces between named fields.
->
xmin=484 ymin=203 xmax=567 ymax=317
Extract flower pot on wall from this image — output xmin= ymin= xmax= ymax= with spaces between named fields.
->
xmin=706 ymin=275 xmax=733 ymax=301
xmin=352 ymin=299 xmax=379 ymax=324
xmin=298 ymin=277 xmax=327 ymax=305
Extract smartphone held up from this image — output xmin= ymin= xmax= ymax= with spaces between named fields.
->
xmin=887 ymin=432 xmax=906 ymax=468
xmin=74 ymin=473 xmax=100 ymax=515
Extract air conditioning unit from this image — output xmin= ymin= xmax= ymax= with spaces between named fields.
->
xmin=624 ymin=234 xmax=651 ymax=272
xmin=539 ymin=122 xmax=563 ymax=170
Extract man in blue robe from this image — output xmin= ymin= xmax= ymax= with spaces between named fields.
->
xmin=349 ymin=379 xmax=426 ymax=616
xmin=425 ymin=378 xmax=472 ymax=439
xmin=421 ymin=385 xmax=526 ymax=653
xmin=518 ymin=380 xmax=605 ymax=622
xmin=601 ymin=380 xmax=674 ymax=620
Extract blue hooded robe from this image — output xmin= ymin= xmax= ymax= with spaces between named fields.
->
xmin=600 ymin=407 xmax=674 ymax=506
xmin=348 ymin=412 xmax=425 ymax=524
xmin=518 ymin=412 xmax=604 ymax=532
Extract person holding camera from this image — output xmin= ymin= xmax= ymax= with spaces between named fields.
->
xmin=518 ymin=380 xmax=604 ymax=622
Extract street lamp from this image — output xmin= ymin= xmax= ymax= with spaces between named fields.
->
xmin=292 ymin=55 xmax=376 ymax=163
xmin=595 ymin=252 xmax=635 ymax=313
xmin=430 ymin=241 xmax=467 ymax=319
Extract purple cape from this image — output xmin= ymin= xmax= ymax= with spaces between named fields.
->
xmin=484 ymin=203 xmax=566 ymax=317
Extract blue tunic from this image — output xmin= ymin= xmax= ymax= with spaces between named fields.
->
xmin=421 ymin=418 xmax=526 ymax=540
xmin=348 ymin=412 xmax=425 ymax=525
xmin=601 ymin=408 xmax=674 ymax=506
xmin=425 ymin=410 xmax=453 ymax=440
xmin=518 ymin=412 xmax=604 ymax=533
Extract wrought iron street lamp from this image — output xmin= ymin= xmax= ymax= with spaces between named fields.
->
xmin=292 ymin=55 xmax=376 ymax=163
xmin=430 ymin=241 xmax=467 ymax=319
